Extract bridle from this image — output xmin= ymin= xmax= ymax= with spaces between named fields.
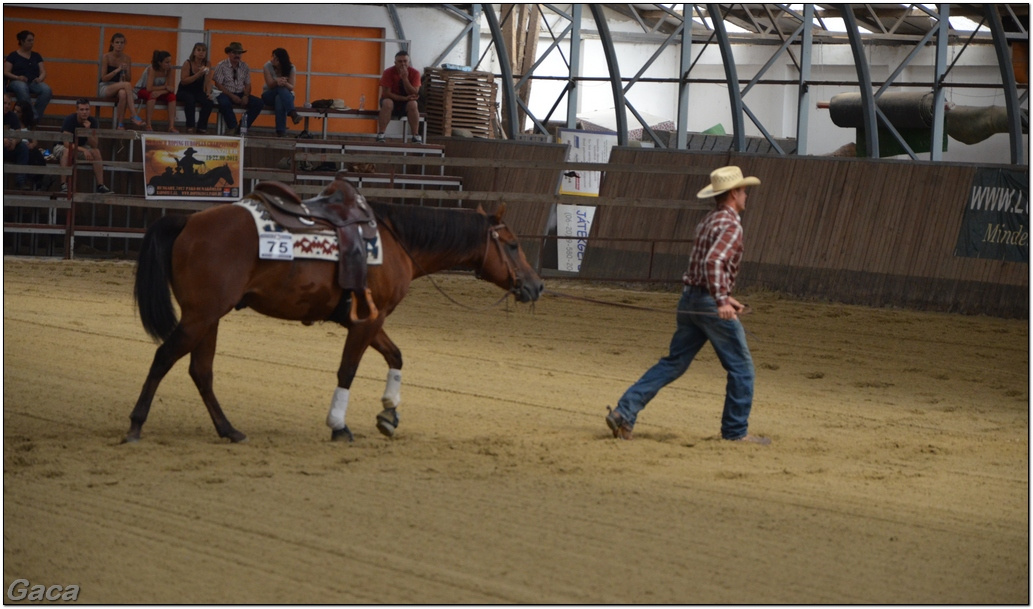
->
xmin=476 ymin=221 xmax=521 ymax=294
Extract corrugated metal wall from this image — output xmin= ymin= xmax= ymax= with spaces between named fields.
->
xmin=441 ymin=141 xmax=1028 ymax=317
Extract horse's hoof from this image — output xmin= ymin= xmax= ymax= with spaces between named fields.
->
xmin=376 ymin=409 xmax=399 ymax=438
xmin=226 ymin=430 xmax=248 ymax=443
xmin=331 ymin=426 xmax=354 ymax=443
xmin=122 ymin=434 xmax=139 ymax=444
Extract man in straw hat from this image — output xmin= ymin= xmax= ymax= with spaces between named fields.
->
xmin=212 ymin=42 xmax=264 ymax=135
xmin=606 ymin=165 xmax=770 ymax=445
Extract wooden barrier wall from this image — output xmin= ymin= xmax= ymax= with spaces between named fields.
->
xmin=592 ymin=148 xmax=1029 ymax=318
xmin=438 ymin=142 xmax=1028 ymax=317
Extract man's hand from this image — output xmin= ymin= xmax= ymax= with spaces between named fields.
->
xmin=718 ymin=296 xmax=745 ymax=321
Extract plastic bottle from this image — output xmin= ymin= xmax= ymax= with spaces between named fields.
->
xmin=359 ymin=94 xmax=366 ymax=111
xmin=240 ymin=110 xmax=248 ymax=136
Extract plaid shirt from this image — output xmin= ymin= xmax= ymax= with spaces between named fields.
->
xmin=682 ymin=205 xmax=744 ymax=305
xmin=212 ymin=58 xmax=250 ymax=94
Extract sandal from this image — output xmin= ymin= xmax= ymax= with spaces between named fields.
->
xmin=116 ymin=123 xmax=125 ymax=130
xmin=168 ymin=127 xmax=179 ymax=134
xmin=131 ymin=115 xmax=144 ymax=127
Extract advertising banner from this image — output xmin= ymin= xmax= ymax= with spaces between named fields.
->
xmin=555 ymin=203 xmax=596 ymax=273
xmin=556 ymin=128 xmax=617 ymax=196
xmin=953 ymin=168 xmax=1029 ymax=263
xmin=554 ymin=129 xmax=616 ymax=272
xmin=142 ymin=134 xmax=243 ymax=201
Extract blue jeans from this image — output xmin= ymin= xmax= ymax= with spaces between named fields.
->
xmin=216 ymin=92 xmax=264 ymax=131
xmin=4 ymin=140 xmax=30 ymax=186
xmin=261 ymin=87 xmax=294 ymax=135
xmin=177 ymin=88 xmax=213 ymax=131
xmin=6 ymin=80 xmax=52 ymax=121
xmin=615 ymin=286 xmax=755 ymax=439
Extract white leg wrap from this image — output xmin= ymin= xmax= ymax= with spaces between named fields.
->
xmin=381 ymin=368 xmax=402 ymax=409
xmin=326 ymin=387 xmax=350 ymax=430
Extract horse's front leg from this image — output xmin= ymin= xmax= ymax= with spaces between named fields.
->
xmin=326 ymin=320 xmax=383 ymax=442
xmin=370 ymin=329 xmax=403 ymax=438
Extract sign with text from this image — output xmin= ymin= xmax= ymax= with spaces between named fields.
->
xmin=556 ymin=128 xmax=617 ymax=197
xmin=555 ymin=129 xmax=615 ymax=273
xmin=142 ymin=134 xmax=243 ymax=200
xmin=556 ymin=203 xmax=596 ymax=273
xmin=953 ymin=168 xmax=1029 ymax=263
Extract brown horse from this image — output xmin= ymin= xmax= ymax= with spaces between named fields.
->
xmin=128 ymin=180 xmax=543 ymax=443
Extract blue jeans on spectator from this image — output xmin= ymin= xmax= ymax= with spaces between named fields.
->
xmin=7 ymin=80 xmax=52 ymax=121
xmin=215 ymin=92 xmax=263 ymax=131
xmin=4 ymin=140 xmax=30 ymax=187
xmin=614 ymin=285 xmax=755 ymax=440
xmin=177 ymin=89 xmax=213 ymax=132
xmin=261 ymin=87 xmax=295 ymax=135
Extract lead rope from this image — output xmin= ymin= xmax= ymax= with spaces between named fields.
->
xmin=541 ymin=288 xmax=761 ymax=341
xmin=378 ymin=216 xmax=516 ymax=313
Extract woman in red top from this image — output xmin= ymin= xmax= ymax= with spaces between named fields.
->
xmin=136 ymin=50 xmax=178 ymax=132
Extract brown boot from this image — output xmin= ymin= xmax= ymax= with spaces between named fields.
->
xmin=605 ymin=406 xmax=633 ymax=440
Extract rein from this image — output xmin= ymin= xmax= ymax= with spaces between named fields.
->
xmin=376 ymin=213 xmax=517 ymax=312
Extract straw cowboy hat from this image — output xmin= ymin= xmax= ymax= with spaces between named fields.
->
xmin=696 ymin=165 xmax=761 ymax=199
xmin=225 ymin=42 xmax=247 ymax=54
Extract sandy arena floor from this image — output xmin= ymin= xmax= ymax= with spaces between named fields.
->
xmin=3 ymin=257 xmax=1028 ymax=603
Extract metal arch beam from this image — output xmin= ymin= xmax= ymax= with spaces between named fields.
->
xmin=841 ymin=5 xmax=878 ymax=157
xmin=676 ymin=2 xmax=692 ymax=150
xmin=984 ymin=4 xmax=1025 ymax=164
xmin=428 ymin=5 xmax=480 ymax=69
xmin=482 ymin=4 xmax=519 ymax=139
xmin=930 ymin=3 xmax=949 ymax=161
xmin=708 ymin=3 xmax=745 ymax=152
xmin=386 ymin=5 xmax=407 ymax=52
xmin=796 ymin=3 xmax=814 ymax=155
xmin=566 ymin=4 xmax=583 ymax=129
xmin=589 ymin=4 xmax=628 ymax=145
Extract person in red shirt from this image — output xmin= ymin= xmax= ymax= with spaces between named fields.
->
xmin=375 ymin=50 xmax=422 ymax=143
xmin=606 ymin=166 xmax=769 ymax=445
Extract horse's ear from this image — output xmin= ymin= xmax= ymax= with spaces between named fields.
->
xmin=495 ymin=203 xmax=507 ymax=219
xmin=475 ymin=204 xmax=487 ymax=216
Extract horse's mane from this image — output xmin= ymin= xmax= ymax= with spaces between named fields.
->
xmin=369 ymin=200 xmax=488 ymax=255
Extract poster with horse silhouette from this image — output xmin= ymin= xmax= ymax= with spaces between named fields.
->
xmin=142 ymin=134 xmax=243 ymax=201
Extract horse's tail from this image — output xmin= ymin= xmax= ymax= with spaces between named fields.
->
xmin=135 ymin=214 xmax=188 ymax=342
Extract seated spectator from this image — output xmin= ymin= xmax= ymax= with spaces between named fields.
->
xmin=13 ymin=99 xmax=46 ymax=190
xmin=3 ymin=30 xmax=52 ymax=122
xmin=212 ymin=42 xmax=263 ymax=135
xmin=98 ymin=32 xmax=144 ymax=130
xmin=3 ymin=91 xmax=29 ymax=189
xmin=376 ymin=50 xmax=422 ymax=143
xmin=136 ymin=50 xmax=178 ymax=132
xmin=177 ymin=42 xmax=214 ymax=134
xmin=59 ymin=97 xmax=112 ymax=194
xmin=261 ymin=48 xmax=301 ymax=137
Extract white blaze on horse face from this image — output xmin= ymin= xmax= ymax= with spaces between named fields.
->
xmin=326 ymin=387 xmax=350 ymax=430
xmin=382 ymin=368 xmax=402 ymax=409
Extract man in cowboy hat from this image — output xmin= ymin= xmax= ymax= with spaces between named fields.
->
xmin=212 ymin=41 xmax=264 ymax=135
xmin=176 ymin=146 xmax=204 ymax=180
xmin=606 ymin=165 xmax=770 ymax=445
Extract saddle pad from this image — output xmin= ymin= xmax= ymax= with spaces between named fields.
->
xmin=234 ymin=197 xmax=382 ymax=264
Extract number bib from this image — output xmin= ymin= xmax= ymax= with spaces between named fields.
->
xmin=259 ymin=232 xmax=294 ymax=260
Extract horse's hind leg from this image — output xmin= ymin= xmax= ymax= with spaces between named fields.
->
xmin=371 ymin=329 xmax=403 ymax=437
xmin=125 ymin=329 xmax=191 ymax=443
xmin=189 ymin=321 xmax=247 ymax=443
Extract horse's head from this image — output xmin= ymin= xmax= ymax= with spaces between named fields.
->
xmin=477 ymin=204 xmax=544 ymax=303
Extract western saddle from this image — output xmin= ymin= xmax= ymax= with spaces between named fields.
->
xmin=246 ymin=178 xmax=379 ymax=323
